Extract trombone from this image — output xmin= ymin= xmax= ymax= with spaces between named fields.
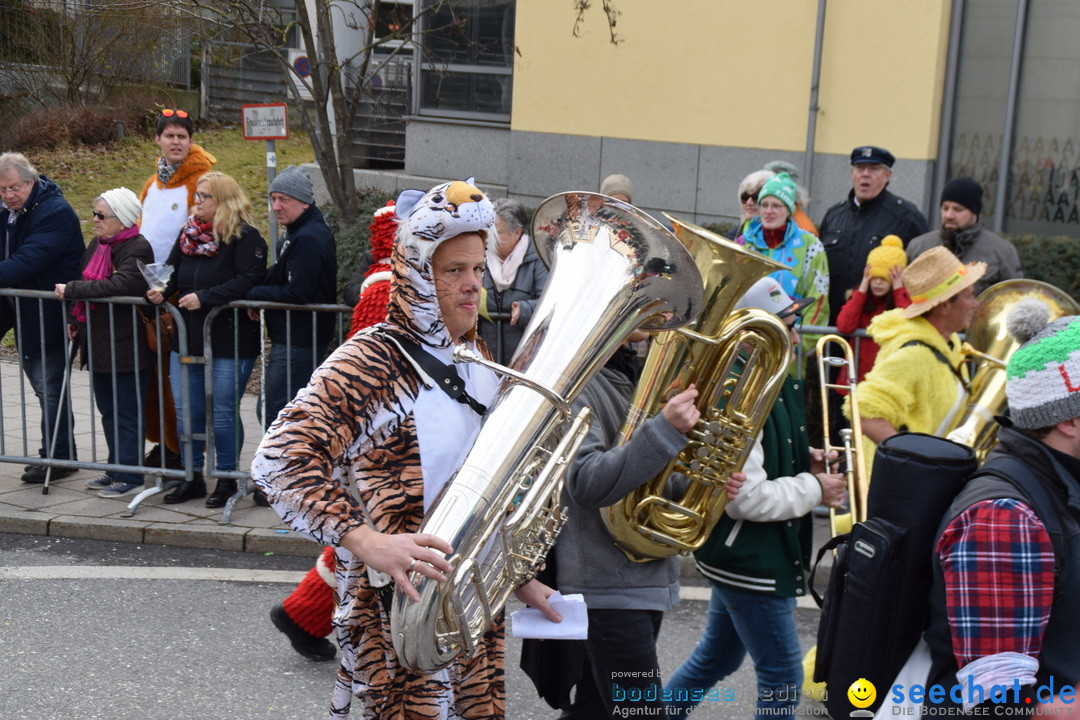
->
xmin=815 ymin=334 xmax=868 ymax=535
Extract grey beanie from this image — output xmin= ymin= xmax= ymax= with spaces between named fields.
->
xmin=268 ymin=165 xmax=314 ymax=204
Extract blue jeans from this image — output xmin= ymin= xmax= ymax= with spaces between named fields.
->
xmin=171 ymin=353 xmax=255 ymax=472
xmin=93 ymin=371 xmax=149 ymax=486
xmin=259 ymin=343 xmax=320 ymax=430
xmin=664 ymin=582 xmax=802 ymax=719
xmin=24 ymin=347 xmax=75 ymax=460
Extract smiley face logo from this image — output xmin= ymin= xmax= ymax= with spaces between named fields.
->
xmin=847 ymin=678 xmax=876 ymax=709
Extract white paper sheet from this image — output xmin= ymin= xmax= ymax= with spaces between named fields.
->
xmin=509 ymin=591 xmax=589 ymax=640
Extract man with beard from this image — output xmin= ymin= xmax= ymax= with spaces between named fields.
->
xmin=907 ymin=177 xmax=1021 ymax=295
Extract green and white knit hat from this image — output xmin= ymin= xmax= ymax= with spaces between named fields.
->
xmin=758 ymin=172 xmax=797 ymax=214
xmin=1005 ymin=298 xmax=1080 ymax=429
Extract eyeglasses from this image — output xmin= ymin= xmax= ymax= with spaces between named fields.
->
xmin=194 ymin=192 xmax=213 ymax=202
xmin=758 ymin=200 xmax=788 ymax=212
xmin=0 ymin=182 xmax=26 ymax=196
xmin=161 ymin=108 xmax=189 ymax=118
xmin=740 ymin=192 xmax=757 ymax=204
xmin=91 ymin=211 xmax=115 ymax=221
xmin=784 ymin=314 xmax=804 ymax=330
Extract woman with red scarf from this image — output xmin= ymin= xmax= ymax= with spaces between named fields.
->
xmin=55 ymin=187 xmax=155 ymax=497
xmin=148 ymin=171 xmax=267 ymax=507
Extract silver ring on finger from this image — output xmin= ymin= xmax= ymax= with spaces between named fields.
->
xmin=408 ymin=558 xmax=416 ymax=571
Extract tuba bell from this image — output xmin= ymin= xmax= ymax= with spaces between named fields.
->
xmin=601 ymin=217 xmax=793 ymax=561
xmin=390 ymin=192 xmax=704 ymax=673
xmin=946 ymin=279 xmax=1079 ymax=460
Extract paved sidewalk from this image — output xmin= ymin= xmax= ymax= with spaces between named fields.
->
xmin=0 ymin=359 xmax=320 ymax=558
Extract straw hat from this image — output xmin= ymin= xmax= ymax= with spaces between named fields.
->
xmin=901 ymin=246 xmax=986 ymax=318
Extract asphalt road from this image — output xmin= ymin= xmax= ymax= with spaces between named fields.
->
xmin=0 ymin=533 xmax=828 ymax=719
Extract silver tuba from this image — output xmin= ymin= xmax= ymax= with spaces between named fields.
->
xmin=390 ymin=192 xmax=704 ymax=673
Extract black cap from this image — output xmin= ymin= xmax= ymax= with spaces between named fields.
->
xmin=940 ymin=177 xmax=983 ymax=215
xmin=850 ymin=146 xmax=896 ymax=167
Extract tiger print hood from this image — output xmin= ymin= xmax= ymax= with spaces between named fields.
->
xmin=385 ymin=179 xmax=496 ymax=348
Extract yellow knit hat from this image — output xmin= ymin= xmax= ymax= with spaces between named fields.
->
xmin=866 ymin=235 xmax=907 ymax=280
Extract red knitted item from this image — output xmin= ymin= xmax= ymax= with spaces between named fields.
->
xmin=349 ymin=280 xmax=391 ymax=335
xmin=348 ymin=200 xmax=398 ymax=335
xmin=282 ymin=546 xmax=336 ymax=637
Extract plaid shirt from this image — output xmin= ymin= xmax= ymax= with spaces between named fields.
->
xmin=936 ymin=498 xmax=1055 ymax=667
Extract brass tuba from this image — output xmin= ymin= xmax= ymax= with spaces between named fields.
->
xmin=946 ymin=279 xmax=1079 ymax=460
xmin=390 ymin=192 xmax=704 ymax=673
xmin=601 ymin=217 xmax=793 ymax=561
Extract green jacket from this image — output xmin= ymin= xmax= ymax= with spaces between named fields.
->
xmin=693 ymin=377 xmax=817 ymax=597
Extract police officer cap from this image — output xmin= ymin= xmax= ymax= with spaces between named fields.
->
xmin=850 ymin=146 xmax=896 ymax=167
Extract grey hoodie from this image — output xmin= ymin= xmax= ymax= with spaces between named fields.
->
xmin=553 ymin=365 xmax=688 ymax=611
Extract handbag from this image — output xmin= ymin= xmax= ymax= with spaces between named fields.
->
xmin=137 ymin=306 xmax=176 ymax=354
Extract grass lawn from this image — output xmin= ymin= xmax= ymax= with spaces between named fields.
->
xmin=27 ymin=125 xmax=316 ymax=242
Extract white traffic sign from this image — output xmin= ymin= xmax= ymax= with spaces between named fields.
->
xmin=241 ymin=103 xmax=289 ymax=140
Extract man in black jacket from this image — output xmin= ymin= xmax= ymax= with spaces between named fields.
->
xmin=247 ymin=165 xmax=338 ymax=432
xmin=0 ymin=153 xmax=84 ymax=482
xmin=818 ymin=146 xmax=928 ymax=323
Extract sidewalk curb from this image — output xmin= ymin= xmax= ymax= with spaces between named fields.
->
xmin=0 ymin=508 xmax=321 ymax=558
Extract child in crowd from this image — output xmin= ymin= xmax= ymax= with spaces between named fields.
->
xmin=834 ymin=235 xmax=912 ymax=388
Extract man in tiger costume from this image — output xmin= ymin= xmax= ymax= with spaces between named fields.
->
xmin=252 ymin=179 xmax=559 ymax=720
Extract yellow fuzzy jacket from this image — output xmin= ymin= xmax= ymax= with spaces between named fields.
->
xmin=845 ymin=308 xmax=969 ymax=472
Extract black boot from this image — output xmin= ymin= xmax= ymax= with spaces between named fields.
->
xmin=163 ymin=472 xmax=206 ymax=504
xmin=270 ymin=604 xmax=337 ymax=661
xmin=205 ymin=479 xmax=238 ymax=509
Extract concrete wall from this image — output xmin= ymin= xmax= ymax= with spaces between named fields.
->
xmin=354 ymin=120 xmax=935 ymax=230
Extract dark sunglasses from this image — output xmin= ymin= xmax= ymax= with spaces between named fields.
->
xmin=161 ymin=108 xmax=189 ymax=118
xmin=740 ymin=192 xmax=758 ymax=204
xmin=91 ymin=211 xmax=115 ymax=221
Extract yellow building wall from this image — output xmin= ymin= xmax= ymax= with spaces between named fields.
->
xmin=513 ymin=0 xmax=953 ymax=161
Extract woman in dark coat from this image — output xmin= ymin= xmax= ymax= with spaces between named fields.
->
xmin=479 ymin=198 xmax=549 ymax=364
xmin=148 ymin=171 xmax=267 ymax=507
xmin=55 ymin=187 xmax=154 ymax=497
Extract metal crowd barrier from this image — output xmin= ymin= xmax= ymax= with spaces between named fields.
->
xmin=0 ymin=288 xmax=884 ymax=524
xmin=0 ymin=288 xmax=351 ymax=522
xmin=202 ymin=300 xmax=352 ymax=523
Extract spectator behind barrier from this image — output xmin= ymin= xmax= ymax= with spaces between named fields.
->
xmin=0 ymin=152 xmax=84 ymax=483
xmin=247 ymin=165 xmax=337 ymax=435
xmin=138 ymin=108 xmax=212 ymax=472
xmin=148 ymin=171 xmax=267 ymax=508
xmin=56 ymin=188 xmax=155 ymax=497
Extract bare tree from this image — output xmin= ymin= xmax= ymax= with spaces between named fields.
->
xmin=184 ymin=0 xmax=467 ymax=224
xmin=573 ymin=0 xmax=622 ymax=44
xmin=0 ymin=0 xmax=186 ymax=107
xmin=181 ymin=0 xmax=621 ymax=223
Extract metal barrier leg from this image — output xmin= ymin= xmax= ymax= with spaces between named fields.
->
xmin=41 ymin=337 xmax=75 ymax=496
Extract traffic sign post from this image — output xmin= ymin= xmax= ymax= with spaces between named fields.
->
xmin=242 ymin=103 xmax=289 ymax=258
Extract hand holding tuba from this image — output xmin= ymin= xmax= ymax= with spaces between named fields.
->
xmin=601 ymin=218 xmax=793 ymax=561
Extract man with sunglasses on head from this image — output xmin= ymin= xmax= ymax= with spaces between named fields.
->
xmin=0 ymin=152 xmax=84 ymax=483
xmin=138 ymin=108 xmax=216 ymax=470
xmin=139 ymin=109 xmax=216 ymax=263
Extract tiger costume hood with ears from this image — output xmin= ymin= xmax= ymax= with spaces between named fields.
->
xmin=386 ymin=179 xmax=496 ymax=349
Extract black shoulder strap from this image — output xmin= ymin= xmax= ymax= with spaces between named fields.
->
xmin=969 ymin=455 xmax=1065 ymax=574
xmin=383 ymin=333 xmax=489 ymax=416
xmin=901 ymin=339 xmax=969 ymax=392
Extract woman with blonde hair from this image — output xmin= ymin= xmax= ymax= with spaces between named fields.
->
xmin=148 ymin=171 xmax=267 ymax=507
